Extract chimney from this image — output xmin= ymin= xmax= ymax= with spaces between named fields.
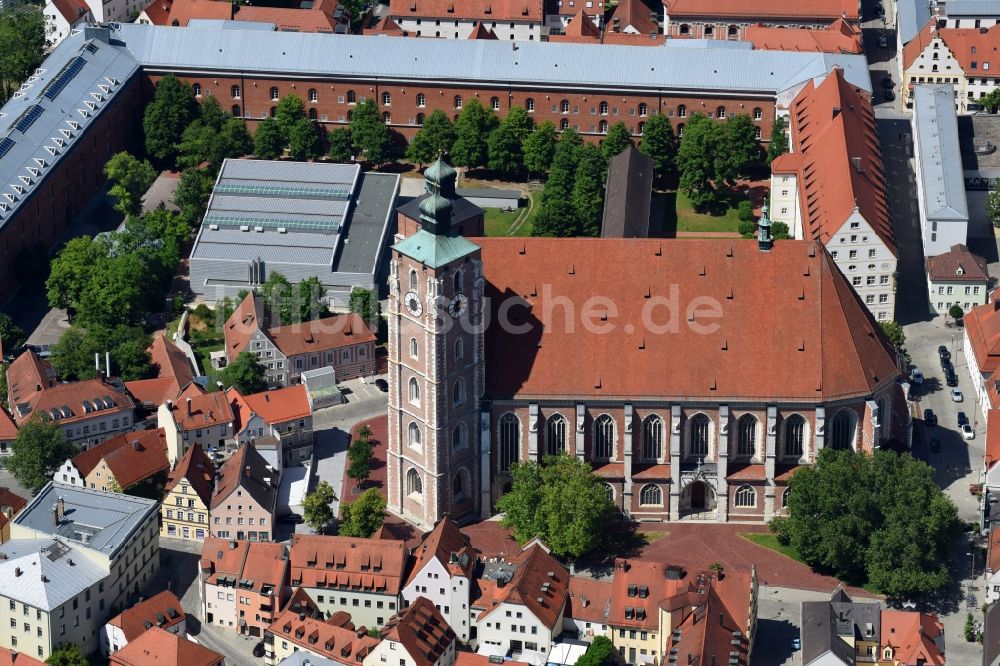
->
xmin=299 ymin=613 xmax=306 ymax=621
xmin=132 ymin=439 xmax=140 ymax=451
xmin=56 ymin=497 xmax=65 ymax=522
xmin=187 ymin=398 xmax=193 ymax=416
xmin=14 ymin=567 xmax=21 ymax=577
xmin=105 ymin=351 xmax=111 ymax=378
xmin=95 ymin=352 xmax=100 ymax=372
xmin=230 ymin=540 xmax=237 ymax=549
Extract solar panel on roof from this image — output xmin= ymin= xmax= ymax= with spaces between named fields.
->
xmin=213 ymin=183 xmax=351 ymax=199
xmin=42 ymin=56 xmax=86 ymax=101
xmin=203 ymin=214 xmax=341 ymax=232
xmin=0 ymin=137 xmax=14 ymax=160
xmin=10 ymin=105 xmax=43 ymax=134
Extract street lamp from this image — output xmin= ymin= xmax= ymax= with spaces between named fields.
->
xmin=968 ymin=549 xmax=977 ymax=609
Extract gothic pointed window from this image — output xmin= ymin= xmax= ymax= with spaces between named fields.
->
xmin=453 ymin=378 xmax=466 ymax=407
xmin=498 ymin=413 xmax=520 ymax=471
xmin=642 ymin=416 xmax=663 ymax=461
xmin=408 ymin=378 xmax=420 ymax=405
xmin=408 ymin=422 xmax=421 ymax=449
xmin=785 ymin=415 xmax=805 ymax=458
xmin=737 ymin=415 xmax=757 ymax=457
xmin=830 ymin=410 xmax=855 ymax=450
xmin=639 ymin=484 xmax=662 ymax=506
xmin=406 ymin=469 xmax=422 ymax=497
xmin=689 ymin=414 xmax=709 ymax=457
xmin=594 ymin=414 xmax=615 ymax=460
xmin=734 ymin=485 xmax=756 ymax=507
xmin=452 ymin=422 xmax=467 ymax=451
xmin=546 ymin=414 xmax=567 ymax=456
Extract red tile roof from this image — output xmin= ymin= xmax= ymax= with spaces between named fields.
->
xmin=456 ymin=655 xmax=530 ymax=666
xmin=388 ymin=0 xmax=543 ymax=22
xmin=200 ymin=537 xmax=288 ymax=592
xmin=964 ymin=296 xmax=1000 ymax=379
xmin=745 ymin=19 xmax=861 ymax=53
xmin=610 ymin=559 xmax=689 ymax=630
xmin=0 ymin=408 xmax=17 ymax=441
xmin=925 ymin=244 xmax=990 ymax=282
xmin=773 ymin=464 xmax=806 ymax=483
xmin=726 ymin=464 xmax=767 ymax=481
xmin=406 ymin=516 xmax=477 ymax=587
xmin=224 ymin=291 xmax=266 ymax=358
xmin=164 ymin=442 xmax=215 ymax=507
xmin=107 ymin=591 xmax=186 ymax=642
xmin=566 ymin=575 xmax=614 ymax=625
xmin=0 ymin=488 xmax=27 ymax=516
xmin=227 ymin=385 xmax=310 ymax=431
xmin=211 ymin=443 xmax=277 ymax=511
xmin=879 ymin=610 xmax=946 ymax=666
xmin=267 ymin=607 xmax=378 ymax=664
xmin=139 ymin=0 xmax=339 ymax=31
xmin=902 ymin=18 xmax=936 ymax=71
xmin=664 ymin=0 xmax=858 ymax=21
xmin=607 ymin=0 xmax=658 ymax=36
xmin=51 ymin=0 xmax=90 ymax=23
xmin=475 ymin=237 xmax=900 ymax=401
xmin=668 ymin=571 xmax=753 ymax=666
xmin=0 ymin=648 xmax=45 ymax=666
xmin=6 ymin=351 xmax=57 ymax=419
xmin=904 ymin=20 xmax=1000 ymax=75
xmin=69 ymin=428 xmax=169 ymax=489
xmin=290 ymin=534 xmax=409 ymax=594
xmin=110 ymin=627 xmax=224 ymax=666
xmin=381 ymin=597 xmax=456 ymax=666
xmin=126 ymin=334 xmax=195 ymax=407
xmin=167 ymin=384 xmax=233 ymax=431
xmin=476 ymin=544 xmax=569 ymax=629
xmin=367 ymin=15 xmax=405 ymax=34
xmin=468 ymin=22 xmax=498 ymax=38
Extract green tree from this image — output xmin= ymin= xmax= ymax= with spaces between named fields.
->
xmin=766 ymin=116 xmax=789 ymax=164
xmin=522 ymin=121 xmax=557 ymax=179
xmin=45 ymin=236 xmax=106 ymax=310
xmin=45 ymin=644 xmax=89 ymax=666
xmin=532 ymin=129 xmax=582 ymax=237
xmin=723 ymin=114 xmax=761 ymax=180
xmin=176 ymin=120 xmax=215 ymax=170
xmin=950 ymin=304 xmax=965 ymax=321
xmin=575 ymin=636 xmax=614 ymax=666
xmin=349 ymin=287 xmax=378 ymax=328
xmin=488 ymin=106 xmax=534 ymax=178
xmin=174 ymin=168 xmax=214 ymax=224
xmin=104 ymin=152 xmax=157 ymax=217
xmin=451 ymin=99 xmax=497 ymax=169
xmin=986 ymin=178 xmax=1000 ymax=228
xmin=76 ymin=253 xmax=146 ymax=327
xmin=496 ymin=454 xmax=616 ymax=560
xmin=0 ymin=5 xmax=47 ymax=104
xmin=0 ymin=312 xmax=25 ymax=354
xmin=350 ymin=98 xmax=392 ymax=165
xmin=638 ymin=113 xmax=676 ymax=181
xmin=274 ymin=95 xmax=307 ymax=142
xmin=50 ymin=325 xmax=152 ymax=382
xmin=295 ymin=276 xmax=328 ymax=322
xmin=771 ymin=448 xmax=961 ymax=598
xmin=982 ymin=88 xmax=1000 ymax=113
xmin=328 ymin=127 xmax=356 ymax=162
xmin=254 ymin=117 xmax=285 ymax=160
xmin=600 ymin=122 xmax=632 ymax=160
xmin=221 ymin=351 xmax=267 ymax=393
xmin=347 ymin=435 xmax=374 ymax=487
xmin=879 ymin=321 xmax=906 ymax=351
xmin=339 ymin=487 xmax=386 ymax=538
xmin=302 ymin=480 xmax=337 ymax=531
xmin=571 ymin=143 xmax=607 ymax=237
xmin=406 ymin=110 xmax=456 ymax=166
xmin=261 ymin=271 xmax=295 ymax=324
xmin=198 ymin=94 xmax=227 ymax=132
xmin=289 ymin=118 xmax=322 ymax=161
xmin=676 ymin=114 xmax=725 ymax=211
xmin=209 ymin=118 xmax=254 ymax=170
xmin=143 ymin=75 xmax=199 ymax=161
xmin=771 ymin=221 xmax=791 ymax=240
xmin=7 ymin=418 xmax=78 ymax=492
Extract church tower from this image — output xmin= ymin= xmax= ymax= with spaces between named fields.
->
xmin=386 ymin=157 xmax=486 ymax=529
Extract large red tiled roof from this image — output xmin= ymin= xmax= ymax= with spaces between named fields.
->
xmin=267 ymin=313 xmax=375 ymax=357
xmin=388 ymin=0 xmax=542 ymax=22
xmin=668 ymin=571 xmax=753 ymax=665
xmin=775 ymin=68 xmax=894 ymax=254
xmin=164 ymin=442 xmax=215 ymax=506
xmin=51 ymin=0 xmax=90 ymax=23
xmin=566 ymin=575 xmax=614 ymax=624
xmin=902 ymin=18 xmax=936 ymax=70
xmin=290 ymin=534 xmax=409 ymax=594
xmin=0 ymin=408 xmax=17 ymax=441
xmin=745 ymin=19 xmax=861 ymax=53
xmin=0 ymin=488 xmax=26 ymax=516
xmin=381 ymin=598 xmax=456 ymax=666
xmin=477 ymin=544 xmax=569 ymax=629
xmin=610 ymin=559 xmax=689 ymax=631
xmin=110 ymin=627 xmax=223 ymax=666
xmin=0 ymin=648 xmax=45 ymax=666
xmin=904 ymin=20 xmax=1000 ymax=74
xmin=926 ymin=244 xmax=990 ymax=282
xmin=608 ymin=0 xmax=658 ymax=36
xmin=227 ymin=385 xmax=310 ymax=432
xmin=964 ymin=296 xmax=1000 ymax=378
xmin=211 ymin=443 xmax=277 ymax=511
xmin=406 ymin=516 xmax=477 ymax=587
xmin=664 ymin=0 xmax=858 ymax=21
xmin=139 ymin=0 xmax=339 ymax=30
xmin=6 ymin=351 xmax=57 ymax=418
xmin=200 ymin=537 xmax=287 ymax=592
xmin=168 ymin=384 xmax=233 ymax=431
xmin=224 ymin=292 xmax=266 ymax=358
xmin=126 ymin=334 xmax=195 ymax=407
xmin=69 ymin=428 xmax=169 ymax=489
xmin=879 ymin=610 xmax=945 ymax=666
xmin=107 ymin=590 xmax=186 ymax=641
xmin=268 ymin=607 xmax=378 ymax=664
xmin=475 ymin=237 xmax=900 ymax=401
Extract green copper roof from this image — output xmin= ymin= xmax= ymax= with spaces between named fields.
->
xmin=393 ymin=229 xmax=479 ymax=269
xmin=424 ymin=156 xmax=457 ymax=187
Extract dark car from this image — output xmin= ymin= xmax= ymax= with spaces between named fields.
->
xmin=279 ymin=513 xmax=303 ymax=524
xmin=924 ymin=409 xmax=937 ymax=426
xmin=958 ymin=411 xmax=969 ymax=427
xmin=374 ymin=378 xmax=389 ymax=392
xmin=253 ymin=641 xmax=266 ymax=658
xmin=946 ymin=371 xmax=959 ymax=387
xmin=939 ymin=345 xmax=951 ymax=360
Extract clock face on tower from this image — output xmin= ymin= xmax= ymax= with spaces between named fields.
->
xmin=404 ymin=291 xmax=423 ymax=316
xmin=448 ymin=294 xmax=469 ymax=319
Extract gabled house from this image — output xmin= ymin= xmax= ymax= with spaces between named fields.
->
xmin=102 ymin=590 xmax=186 ymax=656
xmin=227 ymin=385 xmax=314 ymax=467
xmin=125 ymin=333 xmax=196 ymax=410
xmin=161 ymin=442 xmax=215 ymax=541
xmin=665 ymin=570 xmax=756 ymax=666
xmin=564 ymin=576 xmax=614 ymax=640
xmin=902 ymin=19 xmax=1000 ymax=113
xmin=200 ymin=537 xmax=290 ymax=638
xmin=57 ymin=428 xmax=169 ymax=494
xmin=744 ymin=19 xmax=862 ymax=54
xmin=110 ymin=626 xmax=225 ymax=666
xmin=0 ymin=407 xmax=16 ymax=457
xmin=386 ymin=0 xmax=543 ymax=40
xmin=43 ymin=0 xmax=92 ymax=47
xmin=606 ymin=559 xmax=690 ymax=665
xmin=801 ymin=589 xmax=880 ymax=665
xmin=210 ymin=443 xmax=278 ymax=542
xmin=962 ymin=291 xmax=1000 ymax=417
xmin=401 ymin=516 xmax=477 ymax=642
xmin=879 ymin=610 xmax=945 ymax=665
xmin=158 ymin=384 xmax=235 ymax=464
xmin=264 ymin=605 xmax=377 ymax=666
xmin=926 ymin=243 xmax=990 ymax=315
xmin=663 ymin=0 xmax=859 ymax=40
xmin=366 ymin=597 xmax=457 ymax=666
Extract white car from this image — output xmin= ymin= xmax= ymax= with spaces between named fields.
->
xmin=962 ymin=424 xmax=975 ymax=440
xmin=911 ymin=368 xmax=924 ymax=384
xmin=952 ymin=388 xmax=964 ymax=402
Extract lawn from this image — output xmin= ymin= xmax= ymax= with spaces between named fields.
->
xmin=483 ymin=193 xmax=536 ymax=237
xmin=663 ymin=190 xmax=744 ymax=233
xmin=740 ymin=532 xmax=807 ymax=565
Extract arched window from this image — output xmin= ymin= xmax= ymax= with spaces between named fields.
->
xmin=453 ymin=270 xmax=463 ymax=293
xmin=785 ymin=414 xmax=805 ymax=458
xmin=383 ymin=112 xmax=391 ymax=124
xmin=308 ymin=88 xmax=318 ymax=102
xmin=679 ymin=23 xmax=690 ymax=34
xmin=454 ymin=338 xmax=464 ymax=361
xmin=193 ymin=83 xmax=202 ymax=97
xmin=231 ymin=85 xmax=241 ymax=99
xmin=453 ymin=378 xmax=466 ymax=407
xmin=754 ymin=127 xmax=761 ymax=140
xmin=382 ymin=92 xmax=391 ymax=106
xmin=599 ymin=101 xmax=609 ymax=115
xmin=454 ymin=95 xmax=463 ymax=109
xmin=716 ymin=106 xmax=726 ymax=119
xmin=406 ymin=469 xmax=422 ymax=497
xmin=642 ymin=416 xmax=663 ymax=461
xmin=605 ymin=484 xmax=615 ymax=503
xmin=498 ymin=413 xmax=520 ymax=472
xmin=231 ymin=105 xmax=241 ymax=117
xmin=734 ymin=485 xmax=756 ymax=507
xmin=637 ymin=122 xmax=645 ymax=135
xmin=452 ymin=423 xmax=467 ymax=451
xmin=408 ymin=422 xmax=421 ymax=448
xmin=416 ymin=112 xmax=425 ymax=126
xmin=453 ymin=469 xmax=469 ymax=500
xmin=727 ymin=24 xmax=738 ymax=38
xmin=408 ymin=268 xmax=418 ymax=290
xmin=269 ymin=106 xmax=277 ymax=118
xmin=782 ymin=488 xmax=790 ymax=508
xmin=677 ymin=123 xmax=684 ymax=137
xmin=490 ymin=96 xmax=500 ymax=111
xmin=546 ymin=414 xmax=567 ymax=456
xmin=599 ymin=120 xmax=608 ymax=133
xmin=593 ymin=414 xmax=615 ymax=460
xmin=525 ymin=98 xmax=535 ymax=112
xmin=689 ymin=414 xmax=709 ymax=457
xmin=308 ymin=108 xmax=317 ymax=120
xmin=560 ymin=118 xmax=570 ymax=130
xmin=560 ymin=99 xmax=570 ymax=113
xmin=704 ymin=24 xmax=714 ymax=36
xmin=753 ymin=107 xmax=762 ymax=120
xmin=416 ymin=93 xmax=426 ymax=107
xmin=171 ymin=18 xmax=179 ymax=25
xmin=638 ymin=103 xmax=647 ymax=116
xmin=347 ymin=90 xmax=357 ymax=104
xmin=639 ymin=483 xmax=662 ymax=506
xmin=409 ymin=338 xmax=418 ymax=359
xmin=269 ymin=86 xmax=279 ymax=101
xmin=678 ymin=104 xmax=686 ymax=118
xmin=830 ymin=410 xmax=855 ymax=450
xmin=408 ymin=377 xmax=420 ymax=405
xmin=737 ymin=415 xmax=757 ymax=457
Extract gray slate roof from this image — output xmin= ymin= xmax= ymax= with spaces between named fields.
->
xmin=601 ymin=145 xmax=653 ymax=238
xmin=334 ymin=172 xmax=400 ymax=275
xmin=0 ymin=538 xmax=107 ymax=611
xmin=397 ymin=192 xmax=485 ymax=229
xmin=0 ymin=27 xmax=139 ymax=230
xmin=13 ymin=482 xmax=158 ymax=560
xmin=897 ymin=0 xmax=932 ymax=44
xmin=913 ymin=85 xmax=969 ymax=222
xmin=942 ymin=0 xmax=1000 ymax=16
xmin=111 ymin=23 xmax=872 ymax=94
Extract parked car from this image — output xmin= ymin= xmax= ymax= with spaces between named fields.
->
xmin=374 ymin=378 xmax=389 ymax=392
xmin=924 ymin=408 xmax=937 ymax=426
xmin=962 ymin=424 xmax=975 ymax=440
xmin=946 ymin=371 xmax=959 ymax=387
xmin=958 ymin=411 xmax=969 ymax=427
xmin=878 ymin=34 xmax=888 ymax=47
xmin=253 ymin=642 xmax=266 ymax=658
xmin=939 ymin=345 xmax=951 ymax=360
xmin=952 ymin=388 xmax=964 ymax=402
xmin=911 ymin=368 xmax=924 ymax=384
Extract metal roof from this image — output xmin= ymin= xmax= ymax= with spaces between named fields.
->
xmin=941 ymin=0 xmax=1000 ymax=16
xmin=0 ymin=538 xmax=107 ymax=611
xmin=0 ymin=27 xmax=139 ymax=230
xmin=913 ymin=84 xmax=969 ymax=222
xmin=393 ymin=228 xmax=480 ymax=269
xmin=334 ymin=172 xmax=400 ymax=274
xmin=897 ymin=0 xmax=933 ymax=44
xmin=192 ymin=229 xmax=338 ymax=265
xmin=111 ymin=23 xmax=872 ymax=94
xmin=13 ymin=482 xmax=158 ymax=560
xmin=186 ymin=18 xmax=277 ymax=29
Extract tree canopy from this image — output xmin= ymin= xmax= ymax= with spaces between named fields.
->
xmin=676 ymin=113 xmax=726 ymax=211
xmin=339 ymin=487 xmax=386 ymax=538
xmin=274 ymin=94 xmax=306 ymax=142
xmin=254 ymin=118 xmax=285 ymax=160
xmin=452 ymin=99 xmax=498 ymax=169
xmin=349 ymin=287 xmax=378 ymax=328
xmin=328 ymin=128 xmax=356 ymax=163
xmin=407 ymin=110 xmax=456 ymax=166
xmin=174 ymin=168 xmax=214 ymax=223
xmin=488 ymin=107 xmax=534 ymax=179
xmin=143 ymin=75 xmax=199 ymax=162
xmin=302 ymin=480 xmax=337 ymax=531
xmin=350 ymin=98 xmax=392 ymax=164
xmin=289 ymin=118 xmax=323 ymax=161
xmin=771 ymin=448 xmax=962 ymax=598
xmin=638 ymin=113 xmax=676 ymax=181
xmin=766 ymin=116 xmax=789 ymax=164
xmin=722 ymin=114 xmax=761 ymax=179
xmin=496 ymin=453 xmax=616 ymax=560
xmin=346 ymin=430 xmax=374 ymax=486
xmin=104 ymin=152 xmax=157 ymax=217
xmin=575 ymin=636 xmax=615 ymax=666
xmin=571 ymin=143 xmax=607 ymax=237
xmin=532 ymin=129 xmax=583 ymax=237
xmin=0 ymin=312 xmax=25 ymax=354
xmin=221 ymin=351 xmax=267 ymax=393
xmin=45 ymin=644 xmax=89 ymax=666
xmin=8 ymin=418 xmax=78 ymax=493
xmin=50 ymin=324 xmax=152 ymax=382
xmin=600 ymin=122 xmax=632 ymax=160
xmin=0 ymin=5 xmax=48 ymax=104
xmin=522 ymin=121 xmax=558 ymax=179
